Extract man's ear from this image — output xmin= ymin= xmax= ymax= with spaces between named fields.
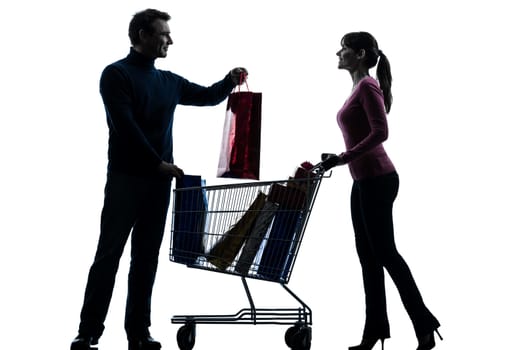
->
xmin=138 ymin=28 xmax=148 ymax=43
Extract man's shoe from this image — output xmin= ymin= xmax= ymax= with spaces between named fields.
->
xmin=128 ymin=336 xmax=161 ymax=350
xmin=71 ymin=335 xmax=98 ymax=350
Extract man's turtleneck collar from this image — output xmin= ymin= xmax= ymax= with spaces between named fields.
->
xmin=127 ymin=48 xmax=156 ymax=70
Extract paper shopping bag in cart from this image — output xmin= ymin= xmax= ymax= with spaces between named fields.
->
xmin=257 ymin=209 xmax=303 ymax=282
xmin=171 ymin=175 xmax=207 ymax=265
xmin=256 ymin=164 xmax=317 ymax=279
xmin=256 ymin=184 xmax=306 ymax=281
xmin=265 ymin=183 xmax=307 ymax=209
xmin=207 ymin=191 xmax=267 ymax=270
xmin=286 ymin=162 xmax=317 ymax=198
xmin=217 ymin=89 xmax=262 ymax=180
xmin=234 ymin=200 xmax=278 ymax=275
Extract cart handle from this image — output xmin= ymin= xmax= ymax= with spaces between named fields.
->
xmin=310 ymin=153 xmax=340 ymax=172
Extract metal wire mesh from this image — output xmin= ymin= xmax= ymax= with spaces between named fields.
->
xmin=170 ymin=174 xmax=323 ymax=284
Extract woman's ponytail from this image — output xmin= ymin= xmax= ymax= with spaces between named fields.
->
xmin=376 ymin=50 xmax=393 ymax=113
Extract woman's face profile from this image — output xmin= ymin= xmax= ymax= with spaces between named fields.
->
xmin=337 ymin=42 xmax=359 ymax=72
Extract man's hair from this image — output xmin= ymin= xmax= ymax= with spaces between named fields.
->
xmin=128 ymin=9 xmax=171 ymax=46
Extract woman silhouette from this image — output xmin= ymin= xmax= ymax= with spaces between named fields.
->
xmin=321 ymin=32 xmax=442 ymax=350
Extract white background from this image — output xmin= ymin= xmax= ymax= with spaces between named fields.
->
xmin=1 ymin=1 xmax=523 ymax=349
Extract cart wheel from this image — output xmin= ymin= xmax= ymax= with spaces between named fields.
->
xmin=176 ymin=322 xmax=196 ymax=350
xmin=285 ymin=325 xmax=311 ymax=350
xmin=285 ymin=324 xmax=301 ymax=347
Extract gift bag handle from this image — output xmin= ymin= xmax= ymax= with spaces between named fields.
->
xmin=234 ymin=72 xmax=249 ymax=92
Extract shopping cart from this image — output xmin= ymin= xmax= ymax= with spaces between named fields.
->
xmin=169 ymin=162 xmax=329 ymax=350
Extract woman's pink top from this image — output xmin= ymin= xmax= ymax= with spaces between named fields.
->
xmin=337 ymin=76 xmax=396 ymax=180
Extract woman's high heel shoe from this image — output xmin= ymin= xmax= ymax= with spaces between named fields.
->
xmin=416 ymin=329 xmax=443 ymax=350
xmin=348 ymin=337 xmax=385 ymax=350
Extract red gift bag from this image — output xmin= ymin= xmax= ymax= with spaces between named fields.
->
xmin=217 ymin=83 xmax=262 ymax=180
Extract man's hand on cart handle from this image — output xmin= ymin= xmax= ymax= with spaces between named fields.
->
xmin=158 ymin=161 xmax=184 ymax=179
xmin=320 ymin=153 xmax=343 ymax=171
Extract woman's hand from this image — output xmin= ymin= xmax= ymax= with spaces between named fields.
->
xmin=320 ymin=153 xmax=343 ymax=170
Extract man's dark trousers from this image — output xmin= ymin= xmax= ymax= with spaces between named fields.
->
xmin=78 ymin=170 xmax=172 ymax=340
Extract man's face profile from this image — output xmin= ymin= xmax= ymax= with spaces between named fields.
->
xmin=140 ymin=19 xmax=173 ymax=58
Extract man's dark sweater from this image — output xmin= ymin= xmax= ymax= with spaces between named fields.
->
xmin=100 ymin=48 xmax=235 ymax=176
